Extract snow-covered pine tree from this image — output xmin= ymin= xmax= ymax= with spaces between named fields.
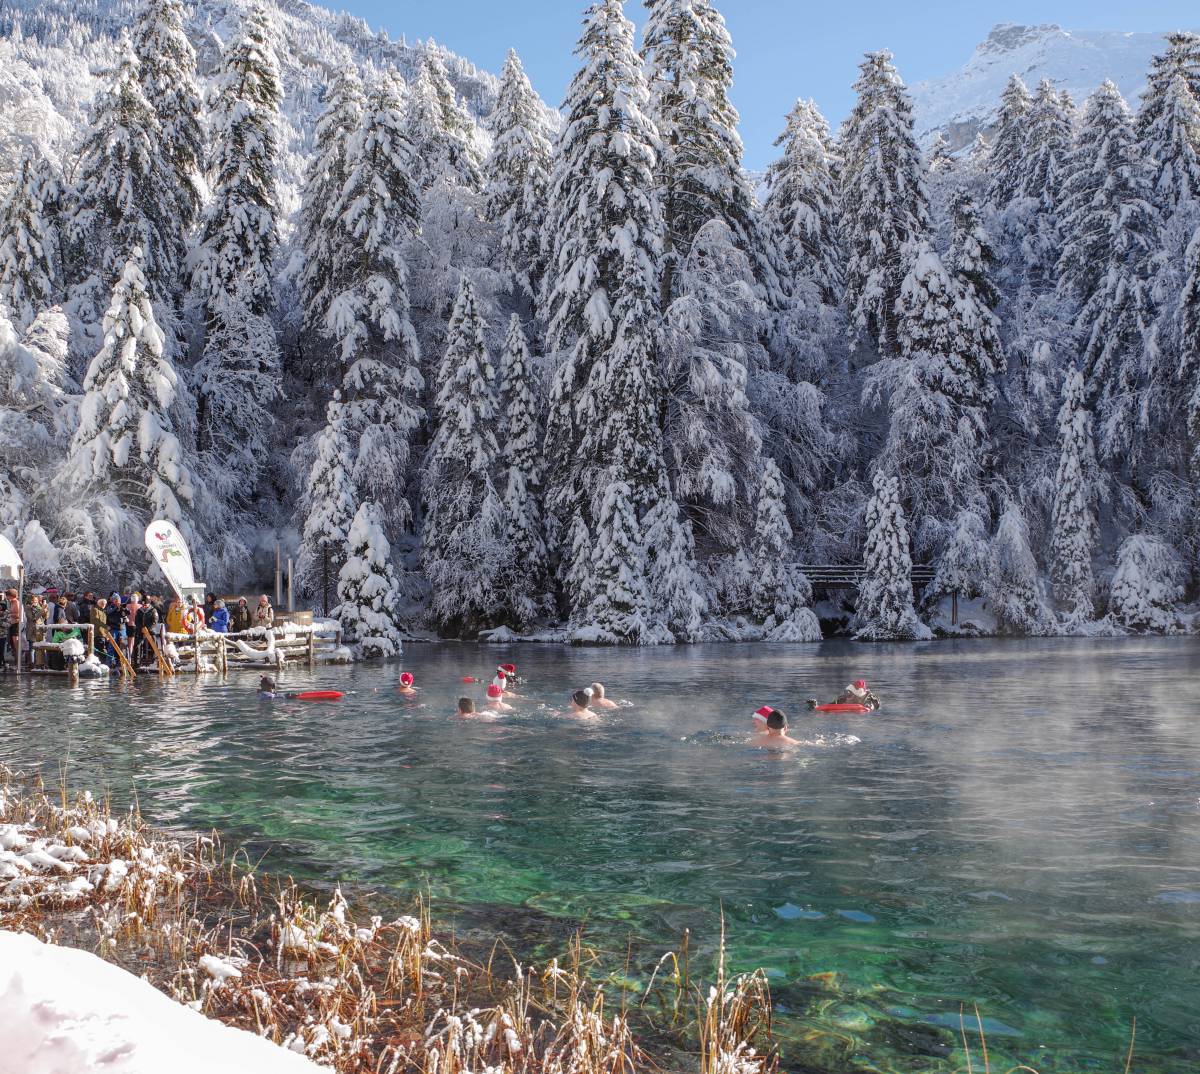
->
xmin=60 ymin=248 xmax=196 ymax=557
xmin=930 ymin=508 xmax=989 ymax=603
xmin=1107 ymin=534 xmax=1185 ymax=634
xmin=404 ymin=51 xmax=483 ymax=192
xmin=191 ymin=3 xmax=281 ymax=319
xmin=0 ymin=150 xmax=64 ymax=330
xmin=132 ymin=0 xmax=204 ymax=244
xmin=643 ymin=480 xmax=707 ymax=641
xmin=986 ymin=503 xmax=1050 ymax=636
xmin=580 ymin=477 xmax=662 ymax=644
xmin=840 ymin=50 xmax=931 ymax=356
xmin=69 ymin=34 xmax=179 ymax=300
xmin=749 ymin=458 xmax=820 ymax=641
xmin=986 ymin=75 xmax=1032 ymax=209
xmin=663 ymin=219 xmax=764 ymax=548
xmin=296 ymin=68 xmax=366 ymax=337
xmin=497 ymin=315 xmax=549 ymax=628
xmin=764 ymin=98 xmax=842 ymax=305
xmin=542 ymin=0 xmax=679 ymax=640
xmin=1137 ymin=32 xmax=1200 ymax=149
xmin=869 ymin=240 xmax=991 ymax=553
xmin=421 ymin=278 xmax=505 ymax=636
xmin=1140 ymin=71 xmax=1200 ymax=217
xmin=1180 ymin=230 xmax=1200 ymax=478
xmin=297 ymin=391 xmax=357 ymax=612
xmin=0 ymin=310 xmax=66 ymax=538
xmin=642 ymin=0 xmax=779 ymax=307
xmin=193 ymin=280 xmax=280 ymax=504
xmin=853 ymin=470 xmax=930 ymax=641
xmin=336 ymin=500 xmax=404 ymax=658
xmin=1050 ymin=366 xmax=1099 ymax=628
xmin=1016 ymin=79 xmax=1074 ymax=286
xmin=1057 ymin=82 xmax=1159 ymax=471
xmin=484 ymin=50 xmax=553 ymax=304
xmin=327 ymin=70 xmax=424 ymax=528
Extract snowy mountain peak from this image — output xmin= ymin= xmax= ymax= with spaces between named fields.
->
xmin=911 ymin=22 xmax=1197 ymax=149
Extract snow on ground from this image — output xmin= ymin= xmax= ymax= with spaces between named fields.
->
xmin=0 ymin=930 xmax=325 ymax=1074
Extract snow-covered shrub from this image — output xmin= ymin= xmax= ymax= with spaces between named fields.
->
xmin=1107 ymin=534 xmax=1185 ymax=634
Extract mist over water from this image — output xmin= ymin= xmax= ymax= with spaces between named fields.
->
xmin=2 ymin=637 xmax=1199 ymax=1072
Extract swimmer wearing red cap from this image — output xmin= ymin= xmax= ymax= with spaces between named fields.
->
xmin=398 ymin=672 xmax=418 ymax=697
xmin=749 ymin=708 xmax=801 ymax=748
xmin=807 ymin=680 xmax=882 ymax=711
xmin=484 ymin=682 xmax=514 ymax=714
xmin=492 ymin=664 xmax=523 ymax=698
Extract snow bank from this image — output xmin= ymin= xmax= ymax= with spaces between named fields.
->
xmin=0 ymin=930 xmax=324 ymax=1074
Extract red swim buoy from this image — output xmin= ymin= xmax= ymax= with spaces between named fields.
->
xmin=290 ymin=691 xmax=345 ymax=702
xmin=811 ymin=703 xmax=872 ymax=715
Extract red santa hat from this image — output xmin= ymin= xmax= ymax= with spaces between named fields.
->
xmin=853 ymin=680 xmax=867 ymax=691
xmin=400 ymin=672 xmax=414 ymax=687
xmin=754 ymin=706 xmax=774 ymax=722
xmin=487 ymin=683 xmax=504 ymax=699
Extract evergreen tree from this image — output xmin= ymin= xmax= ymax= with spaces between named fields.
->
xmin=422 ymin=279 xmax=505 ymax=635
xmin=1140 ymin=71 xmax=1200 ymax=215
xmin=930 ymin=508 xmax=989 ymax=602
xmin=297 ymin=68 xmax=366 ymax=337
xmin=297 ymin=391 xmax=357 ymax=611
xmin=1050 ymin=366 xmax=1098 ymax=628
xmin=1016 ymin=79 xmax=1074 ymax=285
xmin=663 ymin=219 xmax=764 ymax=547
xmin=1057 ymin=82 xmax=1159 ymax=469
xmin=497 ymin=315 xmax=549 ymax=628
xmin=327 ymin=71 xmax=424 ymax=527
xmin=986 ymin=75 xmax=1032 ymax=209
xmin=1107 ymin=534 xmax=1185 ymax=634
xmin=0 ymin=150 xmax=64 ymax=329
xmin=841 ymin=50 xmax=931 ymax=356
xmin=986 ymin=503 xmax=1050 ymax=636
xmin=542 ymin=0 xmax=677 ymax=637
xmin=70 ymin=34 xmax=179 ymax=299
xmin=484 ymin=50 xmax=553 ymax=303
xmin=61 ymin=249 xmax=196 ymax=555
xmin=1137 ymin=32 xmax=1200 ymax=143
xmin=191 ymin=3 xmax=282 ymax=318
xmin=404 ymin=51 xmax=483 ymax=192
xmin=1180 ymin=229 xmax=1200 ymax=477
xmin=132 ymin=0 xmax=204 ymax=241
xmin=643 ymin=481 xmax=707 ymax=641
xmin=0 ymin=310 xmax=66 ymax=538
xmin=764 ymin=98 xmax=842 ymax=305
xmin=749 ymin=459 xmax=820 ymax=641
xmin=580 ymin=477 xmax=663 ymax=644
xmin=853 ymin=470 xmax=930 ymax=640
xmin=336 ymin=501 xmax=404 ymax=658
xmin=642 ymin=0 xmax=779 ymax=306
xmin=193 ymin=281 xmax=280 ymax=505
xmin=946 ymin=189 xmax=1004 ymax=384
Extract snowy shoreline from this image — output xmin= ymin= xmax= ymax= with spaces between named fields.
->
xmin=0 ymin=764 xmax=780 ymax=1074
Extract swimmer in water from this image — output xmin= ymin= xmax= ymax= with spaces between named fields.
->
xmin=588 ymin=683 xmax=619 ymax=710
xmin=484 ymin=683 xmax=513 ymax=714
xmin=568 ymin=688 xmax=594 ymax=716
xmin=492 ymin=664 xmax=523 ymax=698
xmin=398 ymin=672 xmax=418 ymax=697
xmin=808 ymin=680 xmax=882 ymax=711
xmin=749 ymin=708 xmax=801 ymax=749
xmin=259 ymin=675 xmax=278 ymax=699
xmin=456 ymin=696 xmax=476 ymax=718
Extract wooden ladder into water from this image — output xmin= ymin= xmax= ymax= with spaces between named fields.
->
xmin=142 ymin=627 xmax=174 ymax=678
xmin=97 ymin=625 xmax=136 ymax=680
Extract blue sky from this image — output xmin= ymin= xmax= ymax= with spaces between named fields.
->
xmin=347 ymin=1 xmax=1198 ymax=169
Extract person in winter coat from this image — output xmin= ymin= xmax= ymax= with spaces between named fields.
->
xmin=210 ymin=600 xmax=231 ymax=634
xmin=230 ymin=598 xmax=252 ymax=634
xmin=91 ymin=599 xmax=113 ymax=667
xmin=106 ymin=594 xmax=127 ymax=647
xmin=254 ymin=595 xmax=275 ymax=629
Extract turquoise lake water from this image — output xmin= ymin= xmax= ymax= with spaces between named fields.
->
xmin=1 ymin=637 xmax=1198 ymax=1072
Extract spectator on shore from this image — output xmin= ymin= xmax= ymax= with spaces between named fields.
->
xmin=254 ymin=595 xmax=275 ymax=630
xmin=165 ymin=597 xmax=185 ymax=636
xmin=230 ymin=597 xmax=252 ymax=634
xmin=91 ymin=599 xmax=112 ymax=667
xmin=210 ymin=600 xmax=230 ymax=634
xmin=78 ymin=591 xmax=96 ymax=621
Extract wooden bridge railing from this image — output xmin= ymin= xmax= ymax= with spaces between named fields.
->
xmin=797 ymin=565 xmax=936 ymax=591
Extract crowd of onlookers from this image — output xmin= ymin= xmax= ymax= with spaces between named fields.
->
xmin=0 ymin=586 xmax=280 ymax=672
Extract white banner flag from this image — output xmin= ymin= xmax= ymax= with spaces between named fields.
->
xmin=144 ymin=521 xmax=203 ymax=601
xmin=0 ymin=533 xmax=21 ymax=583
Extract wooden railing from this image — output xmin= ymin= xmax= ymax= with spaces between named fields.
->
xmin=799 ymin=565 xmax=936 ymax=591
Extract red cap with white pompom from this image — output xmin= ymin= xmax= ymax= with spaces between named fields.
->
xmin=754 ymin=706 xmax=773 ymax=722
xmin=487 ymin=683 xmax=504 ymax=699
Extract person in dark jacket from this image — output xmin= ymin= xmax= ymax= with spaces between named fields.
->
xmin=230 ymin=597 xmax=252 ymax=634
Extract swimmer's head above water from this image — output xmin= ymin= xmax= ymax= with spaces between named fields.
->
xmin=487 ymin=683 xmax=504 ymax=699
xmin=260 ymin=675 xmax=276 ymax=693
xmin=399 ymin=672 xmax=415 ymax=688
xmin=571 ymin=688 xmax=593 ymax=711
xmin=457 ymin=697 xmax=476 ymax=715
